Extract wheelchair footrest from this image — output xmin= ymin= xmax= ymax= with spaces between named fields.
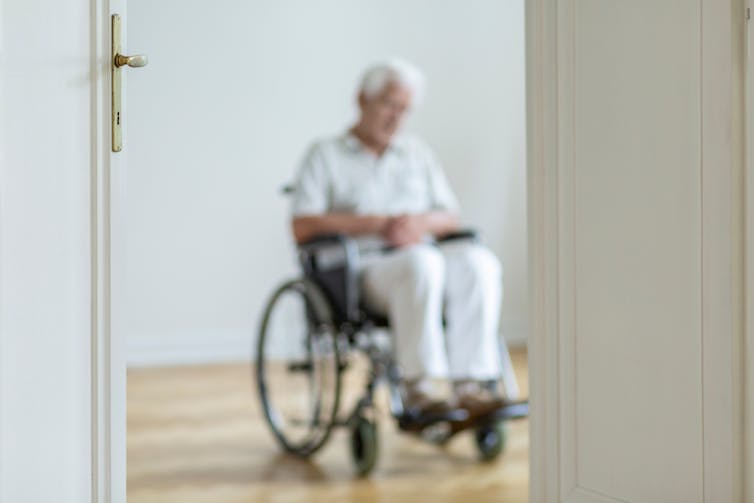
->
xmin=401 ymin=399 xmax=530 ymax=444
xmin=443 ymin=399 xmax=530 ymax=438
xmin=396 ymin=408 xmax=468 ymax=432
xmin=491 ymin=400 xmax=529 ymax=421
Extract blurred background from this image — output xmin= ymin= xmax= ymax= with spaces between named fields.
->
xmin=124 ymin=0 xmax=527 ymax=367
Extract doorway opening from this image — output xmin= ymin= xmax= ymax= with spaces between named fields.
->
xmin=118 ymin=2 xmax=529 ymax=501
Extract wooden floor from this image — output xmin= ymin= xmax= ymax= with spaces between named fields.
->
xmin=128 ymin=348 xmax=529 ymax=503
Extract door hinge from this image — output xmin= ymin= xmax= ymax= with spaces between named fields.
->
xmin=747 ymin=6 xmax=751 ymax=21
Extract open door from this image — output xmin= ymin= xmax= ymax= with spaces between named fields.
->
xmin=527 ymin=0 xmax=744 ymax=501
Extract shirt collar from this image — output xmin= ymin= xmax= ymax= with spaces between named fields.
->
xmin=341 ymin=131 xmax=407 ymax=155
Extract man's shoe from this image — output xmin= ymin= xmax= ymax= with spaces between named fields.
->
xmin=449 ymin=389 xmax=508 ymax=433
xmin=398 ymin=391 xmax=467 ymax=430
xmin=457 ymin=391 xmax=507 ymax=418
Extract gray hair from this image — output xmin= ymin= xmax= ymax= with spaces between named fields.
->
xmin=359 ymin=59 xmax=426 ymax=104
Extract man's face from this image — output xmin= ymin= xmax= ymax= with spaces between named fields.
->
xmin=358 ymin=81 xmax=413 ymax=147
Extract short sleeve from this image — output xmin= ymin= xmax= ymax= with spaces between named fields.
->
xmin=423 ymin=145 xmax=460 ymax=212
xmin=291 ymin=143 xmax=330 ymax=216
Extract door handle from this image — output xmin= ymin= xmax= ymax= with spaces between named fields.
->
xmin=114 ymin=54 xmax=148 ymax=68
xmin=111 ymin=14 xmax=148 ymax=152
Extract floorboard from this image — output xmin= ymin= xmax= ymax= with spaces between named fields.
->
xmin=128 ymin=348 xmax=529 ymax=502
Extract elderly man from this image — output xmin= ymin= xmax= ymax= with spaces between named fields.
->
xmin=291 ymin=60 xmax=505 ymax=423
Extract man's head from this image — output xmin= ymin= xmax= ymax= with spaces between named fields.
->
xmin=354 ymin=59 xmax=425 ymax=151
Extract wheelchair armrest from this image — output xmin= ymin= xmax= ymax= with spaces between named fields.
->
xmin=297 ymin=233 xmax=360 ymax=271
xmin=298 ymin=233 xmax=353 ymax=250
xmin=436 ymin=228 xmax=480 ymax=244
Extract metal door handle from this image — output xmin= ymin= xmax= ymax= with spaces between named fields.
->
xmin=114 ymin=53 xmax=148 ymax=68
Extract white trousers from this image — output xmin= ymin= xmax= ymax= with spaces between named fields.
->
xmin=360 ymin=242 xmax=503 ymax=381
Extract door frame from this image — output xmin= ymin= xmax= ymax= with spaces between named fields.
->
xmin=92 ymin=0 xmax=126 ymax=502
xmin=91 ymin=2 xmax=539 ymax=500
xmin=745 ymin=0 xmax=754 ymax=501
xmin=90 ymin=1 xmax=539 ymax=499
xmin=525 ymin=0 xmax=555 ymax=499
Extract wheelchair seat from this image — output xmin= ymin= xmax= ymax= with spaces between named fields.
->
xmin=296 ymin=230 xmax=479 ymax=332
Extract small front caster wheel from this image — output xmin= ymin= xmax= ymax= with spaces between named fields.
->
xmin=474 ymin=421 xmax=507 ymax=462
xmin=350 ymin=416 xmax=378 ymax=476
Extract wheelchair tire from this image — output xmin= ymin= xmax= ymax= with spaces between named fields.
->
xmin=256 ymin=277 xmax=342 ymax=458
xmin=474 ymin=420 xmax=507 ymax=462
xmin=350 ymin=416 xmax=378 ymax=477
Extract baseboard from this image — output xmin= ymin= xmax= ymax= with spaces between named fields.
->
xmin=501 ymin=317 xmax=529 ymax=348
xmin=127 ymin=333 xmax=254 ymax=368
xmin=503 ymin=330 xmax=528 ymax=349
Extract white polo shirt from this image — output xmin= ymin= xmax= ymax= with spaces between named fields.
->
xmin=292 ymin=132 xmax=459 ymax=218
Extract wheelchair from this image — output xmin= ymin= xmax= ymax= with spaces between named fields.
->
xmin=254 ymin=230 xmax=529 ymax=476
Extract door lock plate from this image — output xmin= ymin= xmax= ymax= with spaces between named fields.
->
xmin=111 ymin=14 xmax=148 ymax=152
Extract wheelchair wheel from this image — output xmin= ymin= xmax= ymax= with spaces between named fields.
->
xmin=474 ymin=421 xmax=507 ymax=462
xmin=256 ymin=278 xmax=342 ymax=457
xmin=350 ymin=416 xmax=378 ymax=476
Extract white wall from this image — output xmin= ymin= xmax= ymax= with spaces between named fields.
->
xmin=0 ymin=0 xmax=93 ymax=501
xmin=125 ymin=0 xmax=527 ymax=365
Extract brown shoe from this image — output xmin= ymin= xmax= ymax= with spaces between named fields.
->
xmin=449 ymin=389 xmax=508 ymax=433
xmin=458 ymin=391 xmax=507 ymax=417
xmin=399 ymin=390 xmax=466 ymax=430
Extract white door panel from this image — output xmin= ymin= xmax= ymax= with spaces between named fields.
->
xmin=0 ymin=1 xmax=94 ymax=502
xmin=573 ymin=1 xmax=702 ymax=499
xmin=528 ymin=0 xmax=743 ymax=501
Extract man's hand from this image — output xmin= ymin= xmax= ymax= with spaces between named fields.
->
xmin=292 ymin=211 xmax=459 ymax=246
xmin=383 ymin=214 xmax=426 ymax=247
